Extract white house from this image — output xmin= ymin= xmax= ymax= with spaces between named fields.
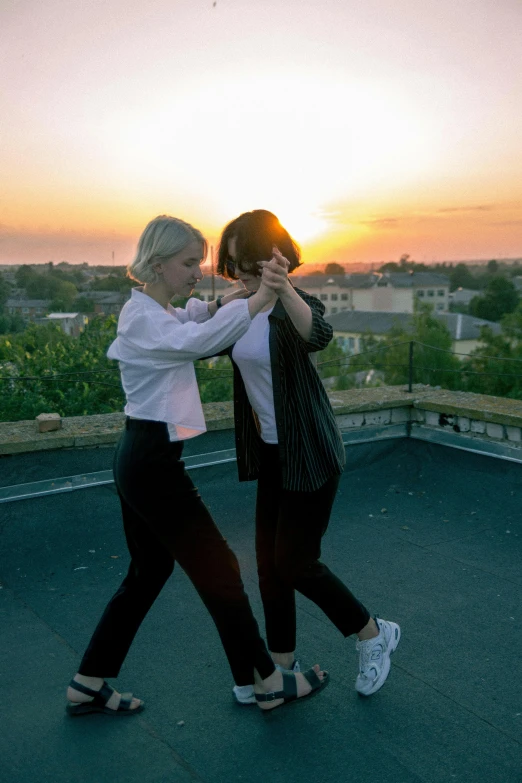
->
xmin=46 ymin=312 xmax=88 ymax=337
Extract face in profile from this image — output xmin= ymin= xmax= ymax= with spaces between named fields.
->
xmin=153 ymin=240 xmax=204 ymax=297
xmin=226 ymin=237 xmax=263 ymax=292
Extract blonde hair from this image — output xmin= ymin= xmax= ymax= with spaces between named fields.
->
xmin=127 ymin=215 xmax=207 ymax=284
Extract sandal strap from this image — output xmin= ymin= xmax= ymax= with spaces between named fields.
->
xmin=281 ymin=670 xmax=297 ymax=701
xmin=118 ymin=692 xmax=134 ymax=711
xmin=255 ymin=689 xmax=285 ymax=703
xmin=98 ymin=681 xmax=115 ymax=706
xmin=302 ymin=668 xmax=321 ymax=690
xmin=68 ymin=679 xmax=115 ymax=707
xmin=255 ymin=670 xmax=298 ymax=703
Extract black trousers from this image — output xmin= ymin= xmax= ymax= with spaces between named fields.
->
xmin=79 ymin=419 xmax=275 ymax=686
xmin=256 ymin=442 xmax=371 ymax=653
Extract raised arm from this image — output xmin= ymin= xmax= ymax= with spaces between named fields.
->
xmin=112 ymin=275 xmax=277 ymax=365
xmin=260 ymin=247 xmax=312 ymax=341
xmin=259 ymin=247 xmax=332 ymax=351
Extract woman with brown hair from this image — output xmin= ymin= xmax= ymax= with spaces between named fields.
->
xmin=216 ymin=209 xmax=401 ymax=705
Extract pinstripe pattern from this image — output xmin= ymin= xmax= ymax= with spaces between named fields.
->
xmin=231 ymin=287 xmax=346 ymax=492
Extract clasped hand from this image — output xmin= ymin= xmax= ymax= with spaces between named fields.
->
xmin=259 ymin=247 xmax=290 ymax=294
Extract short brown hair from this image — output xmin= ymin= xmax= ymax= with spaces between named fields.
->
xmin=217 ymin=210 xmax=301 ymax=280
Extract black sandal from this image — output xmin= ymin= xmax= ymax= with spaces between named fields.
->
xmin=255 ymin=668 xmax=329 ymax=709
xmin=66 ymin=679 xmax=144 ymax=717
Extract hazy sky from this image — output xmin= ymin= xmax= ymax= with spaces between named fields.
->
xmin=1 ymin=0 xmax=521 ymax=265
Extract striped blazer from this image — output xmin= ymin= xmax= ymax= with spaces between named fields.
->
xmin=230 ymin=287 xmax=346 ymax=492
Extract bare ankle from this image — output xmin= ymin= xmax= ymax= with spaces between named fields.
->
xmin=72 ymin=673 xmax=104 ymax=687
xmin=357 ymin=617 xmax=379 ymax=641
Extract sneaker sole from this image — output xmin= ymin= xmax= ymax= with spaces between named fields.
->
xmin=356 ymin=622 xmax=401 ymax=697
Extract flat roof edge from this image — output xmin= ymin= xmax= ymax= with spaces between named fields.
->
xmin=2 ymin=387 xmax=522 ymax=458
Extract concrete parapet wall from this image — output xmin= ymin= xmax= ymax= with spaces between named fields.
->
xmin=1 ymin=386 xmax=522 ymax=458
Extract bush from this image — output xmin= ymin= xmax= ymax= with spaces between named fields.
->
xmin=0 ymin=317 xmax=124 ymax=421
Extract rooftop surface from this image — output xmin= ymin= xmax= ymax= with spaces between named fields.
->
xmin=0 ymin=432 xmax=521 ymax=783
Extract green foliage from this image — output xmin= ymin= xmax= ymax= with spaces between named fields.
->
xmin=48 ymin=281 xmax=79 ymax=312
xmin=72 ymin=296 xmax=94 ymax=313
xmin=317 ymin=337 xmax=349 ymax=379
xmin=346 ymin=304 xmax=461 ymax=389
xmin=460 ymin=328 xmax=522 ymax=398
xmin=195 ymin=356 xmax=233 ymax=403
xmin=379 ymin=254 xmax=429 ymax=274
xmin=16 ymin=264 xmax=80 ymax=305
xmin=317 ymin=337 xmax=372 ymax=390
xmin=0 ymin=272 xmax=11 ymax=309
xmin=469 ymin=276 xmax=519 ymax=322
xmin=0 ymin=317 xmax=124 ymax=422
xmin=15 ymin=265 xmax=35 ymax=288
xmin=448 ymin=301 xmax=470 ymax=315
xmin=0 ymin=313 xmax=26 ymax=335
xmin=324 ymin=262 xmax=345 ymax=276
xmin=89 ymin=274 xmax=134 ymax=293
xmin=449 ymin=263 xmax=479 ymax=292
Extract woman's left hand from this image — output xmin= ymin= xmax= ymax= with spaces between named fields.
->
xmin=208 ymin=286 xmax=249 ymax=317
xmin=259 ymin=246 xmax=291 ymax=295
xmin=221 ymin=287 xmax=250 ymax=305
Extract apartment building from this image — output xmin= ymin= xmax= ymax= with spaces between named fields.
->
xmin=195 ymin=271 xmax=450 ymax=315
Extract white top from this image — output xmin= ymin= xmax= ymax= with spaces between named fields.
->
xmin=107 ymin=288 xmax=251 ymax=441
xmin=232 ymin=308 xmax=278 ymax=444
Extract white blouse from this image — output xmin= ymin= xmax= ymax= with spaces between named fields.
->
xmin=232 ymin=308 xmax=278 ymax=444
xmin=107 ymin=288 xmax=251 ymax=441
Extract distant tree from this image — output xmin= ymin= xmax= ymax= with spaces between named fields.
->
xmin=487 ymin=259 xmax=499 ymax=274
xmin=448 ymin=301 xmax=470 ymax=315
xmin=89 ymin=274 xmax=134 ymax=293
xmin=498 ymin=303 xmax=522 ymax=341
xmin=0 ymin=313 xmax=25 ymax=335
xmin=350 ymin=302 xmax=461 ymax=389
xmin=379 ymin=254 xmax=429 ymax=274
xmin=324 ymin=262 xmax=345 ymax=276
xmin=0 ymin=273 xmax=11 ymax=309
xmin=468 ymin=276 xmax=519 ymax=322
xmin=379 ymin=261 xmax=400 ymax=273
xmin=460 ymin=327 xmax=522 ymax=399
xmin=73 ymin=296 xmax=94 ymax=313
xmin=48 ymin=281 xmax=79 ymax=312
xmin=449 ymin=263 xmax=478 ymax=292
xmin=15 ymin=265 xmax=37 ymax=288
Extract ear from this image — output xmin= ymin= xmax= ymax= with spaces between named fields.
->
xmin=152 ymin=261 xmax=164 ymax=275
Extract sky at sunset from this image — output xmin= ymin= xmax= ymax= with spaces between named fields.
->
xmin=1 ymin=0 xmax=521 ymax=267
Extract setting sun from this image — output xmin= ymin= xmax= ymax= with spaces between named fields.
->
xmin=1 ymin=1 xmax=520 ymax=265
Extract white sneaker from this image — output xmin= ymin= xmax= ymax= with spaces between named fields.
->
xmin=233 ymin=659 xmax=301 ymax=705
xmin=355 ymin=618 xmax=401 ymax=696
